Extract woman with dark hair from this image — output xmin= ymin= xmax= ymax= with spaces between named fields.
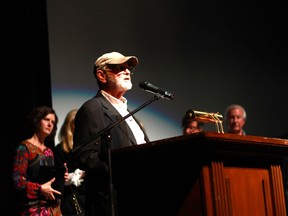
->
xmin=12 ymin=106 xmax=68 ymax=216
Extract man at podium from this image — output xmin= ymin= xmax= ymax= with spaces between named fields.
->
xmin=72 ymin=51 xmax=150 ymax=216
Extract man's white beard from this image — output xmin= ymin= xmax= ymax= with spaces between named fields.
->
xmin=117 ymin=80 xmax=132 ymax=91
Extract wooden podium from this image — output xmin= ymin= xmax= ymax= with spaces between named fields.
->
xmin=111 ymin=131 xmax=288 ymax=216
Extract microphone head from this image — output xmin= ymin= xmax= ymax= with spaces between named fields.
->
xmin=139 ymin=81 xmax=148 ymax=89
xmin=139 ymin=81 xmax=175 ymax=100
xmin=167 ymin=92 xmax=175 ymax=100
xmin=139 ymin=81 xmax=156 ymax=90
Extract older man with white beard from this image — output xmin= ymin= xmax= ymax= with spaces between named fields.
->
xmin=72 ymin=51 xmax=150 ymax=216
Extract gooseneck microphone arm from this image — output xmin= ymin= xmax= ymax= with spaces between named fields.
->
xmin=72 ymin=94 xmax=161 ymax=154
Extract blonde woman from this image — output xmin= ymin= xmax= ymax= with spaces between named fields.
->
xmin=54 ymin=109 xmax=85 ymax=216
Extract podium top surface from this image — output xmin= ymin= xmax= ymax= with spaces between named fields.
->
xmin=112 ymin=131 xmax=288 ymax=160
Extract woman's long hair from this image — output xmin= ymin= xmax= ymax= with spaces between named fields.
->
xmin=58 ymin=109 xmax=78 ymax=153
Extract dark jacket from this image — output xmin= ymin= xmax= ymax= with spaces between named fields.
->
xmin=54 ymin=143 xmax=86 ymax=216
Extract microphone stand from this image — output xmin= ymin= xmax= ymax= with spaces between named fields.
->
xmin=72 ymin=94 xmax=161 ymax=216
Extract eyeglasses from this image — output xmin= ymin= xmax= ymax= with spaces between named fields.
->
xmin=105 ymin=64 xmax=135 ymax=74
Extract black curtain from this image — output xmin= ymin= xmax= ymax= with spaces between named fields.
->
xmin=2 ymin=0 xmax=52 ymax=213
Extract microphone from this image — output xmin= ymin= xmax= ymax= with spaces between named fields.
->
xmin=139 ymin=81 xmax=175 ymax=100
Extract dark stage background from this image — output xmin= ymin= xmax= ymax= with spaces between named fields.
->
xmin=47 ymin=0 xmax=288 ymax=141
xmin=2 ymin=0 xmax=287 ymax=213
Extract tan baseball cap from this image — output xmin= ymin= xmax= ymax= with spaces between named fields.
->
xmin=95 ymin=51 xmax=139 ymax=68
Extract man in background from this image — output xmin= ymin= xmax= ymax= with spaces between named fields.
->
xmin=224 ymin=104 xmax=247 ymax=135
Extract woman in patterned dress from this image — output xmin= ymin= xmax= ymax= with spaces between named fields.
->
xmin=12 ymin=106 xmax=68 ymax=216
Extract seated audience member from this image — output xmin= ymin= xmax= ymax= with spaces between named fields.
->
xmin=181 ymin=111 xmax=204 ymax=135
xmin=224 ymin=104 xmax=247 ymax=135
